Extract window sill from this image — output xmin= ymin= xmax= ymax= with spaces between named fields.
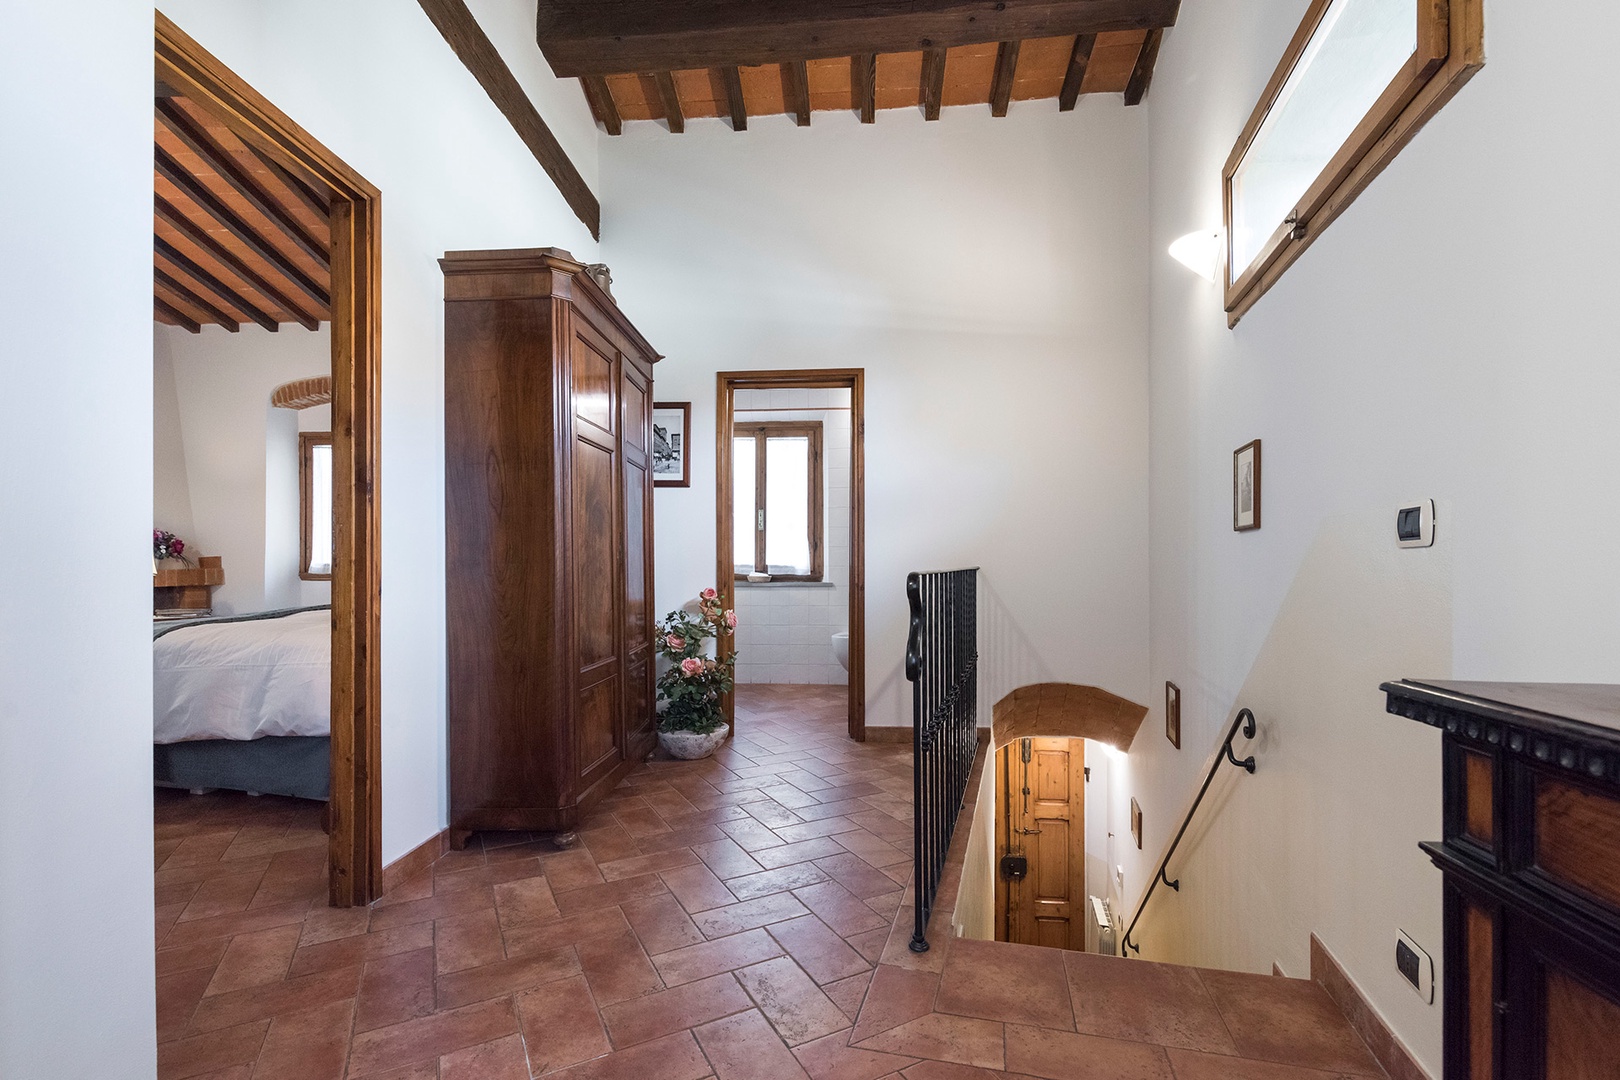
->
xmin=735 ymin=580 xmax=834 ymax=589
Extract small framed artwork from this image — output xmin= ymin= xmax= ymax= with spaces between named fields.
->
xmin=1130 ymin=798 xmax=1143 ymax=850
xmin=1233 ymin=439 xmax=1262 ymax=531
xmin=652 ymin=402 xmax=691 ymax=488
xmin=1165 ymin=681 xmax=1181 ymax=749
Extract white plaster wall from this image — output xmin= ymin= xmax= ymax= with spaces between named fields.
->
xmin=154 ymin=347 xmax=196 ymax=541
xmin=603 ymin=102 xmax=1153 ymax=731
xmin=0 ymin=3 xmax=156 ymax=1076
xmin=157 ymin=0 xmax=603 ymax=863
xmin=1121 ymin=0 xmax=1620 ymax=1073
xmin=157 ymin=322 xmax=331 ymax=614
xmin=732 ymin=388 xmax=853 ymax=686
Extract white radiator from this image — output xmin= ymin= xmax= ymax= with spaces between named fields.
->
xmin=1086 ymin=895 xmax=1117 ymax=956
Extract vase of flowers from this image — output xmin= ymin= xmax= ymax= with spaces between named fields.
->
xmin=153 ymin=529 xmax=193 ymax=568
xmin=654 ymin=587 xmax=738 ymax=760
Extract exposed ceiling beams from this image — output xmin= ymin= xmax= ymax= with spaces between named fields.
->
xmin=153 ymin=94 xmax=332 ymax=334
xmin=536 ymin=0 xmax=1179 ymax=77
xmin=544 ymin=1 xmax=1179 ymax=134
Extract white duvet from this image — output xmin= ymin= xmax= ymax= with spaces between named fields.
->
xmin=153 ymin=609 xmax=331 ymax=743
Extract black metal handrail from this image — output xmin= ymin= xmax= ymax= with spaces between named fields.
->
xmin=1120 ymin=707 xmax=1258 ymax=955
xmin=905 ymin=567 xmax=979 ymax=952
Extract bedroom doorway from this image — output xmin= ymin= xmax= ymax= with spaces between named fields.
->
xmin=155 ymin=14 xmax=382 ymax=906
xmin=716 ymin=370 xmax=866 ymax=740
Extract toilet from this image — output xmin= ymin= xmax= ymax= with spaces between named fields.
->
xmin=831 ymin=630 xmax=850 ymax=672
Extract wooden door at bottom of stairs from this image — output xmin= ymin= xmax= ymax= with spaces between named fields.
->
xmin=998 ymin=736 xmax=1086 ymax=950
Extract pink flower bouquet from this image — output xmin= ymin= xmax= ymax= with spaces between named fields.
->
xmin=654 ymin=589 xmax=739 ymax=735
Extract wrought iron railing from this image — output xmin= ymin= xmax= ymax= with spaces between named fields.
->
xmin=1120 ymin=707 xmax=1258 ymax=955
xmin=904 ymin=567 xmax=979 ymax=952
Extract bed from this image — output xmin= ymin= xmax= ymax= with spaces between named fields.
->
xmin=153 ymin=605 xmax=331 ymax=800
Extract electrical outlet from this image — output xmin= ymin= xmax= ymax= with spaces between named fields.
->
xmin=1396 ymin=931 xmax=1434 ymax=1003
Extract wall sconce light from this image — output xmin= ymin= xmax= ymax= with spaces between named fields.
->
xmin=1169 ymin=230 xmax=1223 ymax=282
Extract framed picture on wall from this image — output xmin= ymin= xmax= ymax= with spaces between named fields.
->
xmin=652 ymin=402 xmax=691 ymax=488
xmin=1233 ymin=439 xmax=1262 ymax=532
xmin=1131 ymin=798 xmax=1143 ymax=850
xmin=1165 ymin=681 xmax=1181 ymax=749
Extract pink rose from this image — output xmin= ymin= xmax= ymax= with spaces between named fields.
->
xmin=171 ymin=538 xmax=184 ymax=555
xmin=700 ymin=588 xmax=717 ymax=601
xmin=665 ymin=633 xmax=683 ymax=650
xmin=680 ymin=657 xmax=703 ymax=676
xmin=724 ymin=610 xmax=737 ymax=629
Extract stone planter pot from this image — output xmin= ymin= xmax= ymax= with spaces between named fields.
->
xmin=657 ymin=727 xmax=728 ymax=760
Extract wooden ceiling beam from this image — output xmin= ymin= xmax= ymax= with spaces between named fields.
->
xmin=155 ymin=146 xmax=331 ymax=311
xmin=990 ymin=41 xmax=1021 ymax=117
xmin=781 ymin=61 xmax=811 ymax=126
xmin=1059 ymin=34 xmax=1097 ymax=110
xmin=536 ymin=0 xmax=1180 ymax=76
xmin=155 ymin=296 xmax=202 ymax=333
xmin=262 ymin=155 xmax=332 ymax=221
xmin=719 ymin=66 xmax=748 ymax=131
xmin=1123 ymin=26 xmax=1163 ymax=106
xmin=580 ymin=76 xmax=623 ymax=135
xmin=920 ymin=47 xmax=947 ymax=121
xmin=852 ymin=53 xmax=876 ymax=124
xmin=155 ymin=266 xmax=242 ymax=331
xmin=154 ymin=194 xmax=322 ymax=330
xmin=156 ymin=236 xmax=280 ymax=332
xmin=653 ymin=71 xmax=685 ymax=132
xmin=157 ymin=99 xmax=330 ymax=266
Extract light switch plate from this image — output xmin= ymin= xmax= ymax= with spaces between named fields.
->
xmin=1397 ymin=500 xmax=1435 ymax=548
xmin=1396 ymin=930 xmax=1434 ymax=1003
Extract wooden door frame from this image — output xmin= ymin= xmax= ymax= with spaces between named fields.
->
xmin=996 ymin=737 xmax=1087 ymax=947
xmin=158 ymin=12 xmax=384 ymax=906
xmin=716 ymin=370 xmax=865 ymax=741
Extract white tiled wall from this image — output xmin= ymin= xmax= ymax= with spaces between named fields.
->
xmin=730 ymin=387 xmax=851 ymax=686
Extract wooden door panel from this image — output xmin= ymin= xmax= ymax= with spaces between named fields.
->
xmin=573 ymin=439 xmax=618 ymax=670
xmin=1001 ymin=737 xmax=1086 ymax=950
xmin=572 ymin=330 xmax=615 ymax=434
xmin=577 ymin=675 xmax=620 ymax=781
xmin=623 ymin=456 xmax=649 ymax=649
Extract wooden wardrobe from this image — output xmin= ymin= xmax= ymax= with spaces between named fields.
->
xmin=441 ymin=247 xmax=659 ymax=845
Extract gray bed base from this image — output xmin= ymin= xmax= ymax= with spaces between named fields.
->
xmin=154 ymin=736 xmax=330 ymax=801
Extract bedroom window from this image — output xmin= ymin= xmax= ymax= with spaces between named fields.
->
xmin=733 ymin=421 xmax=823 ymax=582
xmin=1223 ymin=0 xmax=1483 ymax=324
xmin=300 ymin=432 xmax=333 ymax=580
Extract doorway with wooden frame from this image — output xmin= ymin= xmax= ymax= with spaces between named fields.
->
xmin=719 ymin=372 xmax=868 ymax=744
xmin=156 ymin=13 xmax=382 ymax=906
xmin=996 ymin=736 xmax=1087 ymax=948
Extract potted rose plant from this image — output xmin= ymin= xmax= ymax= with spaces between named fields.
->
xmin=654 ymin=587 xmax=738 ymax=759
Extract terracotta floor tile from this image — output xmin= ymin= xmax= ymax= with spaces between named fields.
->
xmin=601 ymin=970 xmax=753 ymax=1048
xmin=439 ymin=1032 xmax=531 ymax=1080
xmin=178 ymin=869 xmax=270 ymax=923
xmin=661 ymin=862 xmax=742 ymax=914
xmin=695 ymin=893 xmax=811 ymax=939
xmin=503 ymin=906 xmax=631 ymax=959
xmin=718 ymin=816 xmax=792 ymax=853
xmin=694 ymin=1008 xmax=813 ymax=1080
xmin=793 ymin=882 xmax=890 ymax=938
xmin=290 ymin=922 xmax=433 ymax=977
xmin=1197 ymin=970 xmax=1384 ymax=1076
xmin=635 ymin=824 xmax=729 ymax=856
xmin=436 ymin=908 xmax=506 ymax=974
xmin=737 ymin=956 xmax=855 ymax=1046
xmin=158 ymin=938 xmax=231 ymax=980
xmin=614 ymin=805 xmax=673 ymax=839
xmin=158 ymin=966 xmax=216 ymax=1043
xmin=834 ymin=831 xmax=910 ymax=868
xmin=581 ymin=822 xmax=646 ymax=865
xmin=793 ymin=1028 xmax=921 ymax=1080
xmin=853 ymin=1014 xmax=1005 ymax=1072
xmin=864 ymin=891 xmax=904 ymax=919
xmin=157 ymin=900 xmax=190 ymax=944
xmin=205 ymin=923 xmax=301 ymax=996
xmin=367 ymin=886 xmax=493 ymax=932
xmin=491 ymin=873 xmax=560 ymax=928
xmin=1063 ymin=952 xmax=1235 ymax=1053
xmin=355 ymin=946 xmax=435 ymax=1033
xmin=815 ymin=853 xmax=903 ymax=900
xmin=437 ymin=944 xmax=581 ymax=1009
xmin=554 ymin=872 xmax=670 ymax=916
xmin=692 ymin=837 xmax=769 ymax=879
xmin=847 ymin=927 xmax=892 ymax=965
xmin=435 ymin=858 xmax=545 ymax=896
xmin=545 ymin=1029 xmax=712 ymax=1080
xmin=1164 ymin=1048 xmax=1372 ymax=1080
xmin=249 ymin=998 xmax=353 ymax=1080
xmin=577 ymin=928 xmax=665 ymax=1005
xmin=825 ymin=971 xmax=874 ymax=1022
xmin=935 ymin=939 xmax=1072 ymax=1032
xmin=157 ymin=1019 xmax=269 ymax=1080
xmin=598 ymin=847 xmax=701 ymax=882
xmin=622 ymin=893 xmax=706 ymax=955
xmin=898 ymin=1063 xmax=1030 ymax=1080
xmin=539 ymin=848 xmax=608 ymax=891
xmin=775 ymin=817 xmax=866 ymax=842
xmin=751 ymin=837 xmax=848 ymax=871
xmin=662 ymin=804 xmax=755 ymax=831
xmin=851 ymin=967 xmax=940 ymax=1044
xmin=769 ymin=915 xmax=872 ymax=985
xmin=163 ymin=899 xmax=314 ymax=948
xmin=651 ymin=926 xmax=787 ymax=986
xmin=516 ymin=973 xmax=612 ymax=1074
xmin=745 ymin=800 xmax=809 ymax=831
xmin=1001 ymin=1024 xmax=1174 ymax=1080
xmin=346 ymin=998 xmax=518 ymax=1077
xmin=725 ymin=862 xmax=832 ymax=902
xmin=763 ymin=784 xmax=824 ymax=810
xmin=298 ymin=905 xmax=372 ymax=946
xmin=187 ymin=964 xmax=361 ymax=1034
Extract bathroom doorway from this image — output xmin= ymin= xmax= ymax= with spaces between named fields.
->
xmin=716 ymin=370 xmax=866 ymax=740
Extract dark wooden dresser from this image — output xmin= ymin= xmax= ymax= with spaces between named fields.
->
xmin=442 ymin=247 xmax=659 ymax=845
xmin=1384 ymin=680 xmax=1620 ymax=1080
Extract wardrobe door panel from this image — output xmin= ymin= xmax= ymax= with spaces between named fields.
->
xmin=573 ymin=438 xmax=619 ymax=673
xmin=573 ymin=328 xmax=616 ymax=435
